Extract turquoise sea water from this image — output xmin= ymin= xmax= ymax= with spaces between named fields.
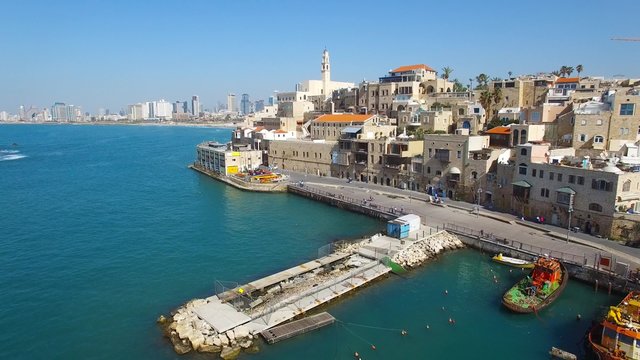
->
xmin=0 ymin=124 xmax=618 ymax=359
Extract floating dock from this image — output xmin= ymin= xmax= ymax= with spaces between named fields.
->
xmin=260 ymin=312 xmax=335 ymax=344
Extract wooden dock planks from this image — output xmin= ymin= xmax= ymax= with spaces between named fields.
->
xmin=260 ymin=312 xmax=335 ymax=344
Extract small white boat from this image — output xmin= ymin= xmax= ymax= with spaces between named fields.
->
xmin=492 ymin=253 xmax=534 ymax=269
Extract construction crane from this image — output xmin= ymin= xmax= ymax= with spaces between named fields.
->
xmin=611 ymin=37 xmax=640 ymax=42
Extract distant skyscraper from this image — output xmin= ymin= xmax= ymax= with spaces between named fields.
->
xmin=191 ymin=95 xmax=200 ymax=116
xmin=255 ymin=100 xmax=265 ymax=112
xmin=240 ymin=93 xmax=251 ymax=115
xmin=227 ymin=93 xmax=237 ymax=113
xmin=51 ymin=102 xmax=79 ymax=122
xmin=173 ymin=101 xmax=183 ymax=114
xmin=268 ymin=96 xmax=276 ymax=106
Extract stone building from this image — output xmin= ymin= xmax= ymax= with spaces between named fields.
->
xmin=499 ymin=142 xmax=640 ymax=239
xmin=196 ymin=142 xmax=262 ymax=176
xmin=268 ymin=139 xmax=336 ymax=176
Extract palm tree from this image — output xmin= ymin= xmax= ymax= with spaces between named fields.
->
xmin=476 ymin=73 xmax=489 ymax=89
xmin=508 ymin=71 xmax=513 ymax=79
xmin=479 ymin=90 xmax=493 ymax=120
xmin=469 ymin=78 xmax=473 ymax=91
xmin=452 ymin=79 xmax=465 ymax=92
xmin=559 ymin=66 xmax=568 ymax=77
xmin=566 ymin=66 xmax=574 ymax=76
xmin=551 ymin=70 xmax=561 ymax=77
xmin=491 ymin=77 xmax=502 ymax=82
xmin=576 ymin=64 xmax=583 ymax=78
xmin=492 ymin=87 xmax=502 ymax=107
xmin=441 ymin=66 xmax=453 ymax=80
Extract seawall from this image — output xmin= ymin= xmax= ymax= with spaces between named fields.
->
xmin=190 ymin=164 xmax=287 ymax=192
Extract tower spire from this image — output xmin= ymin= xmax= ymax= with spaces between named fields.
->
xmin=321 ymin=48 xmax=331 ymax=98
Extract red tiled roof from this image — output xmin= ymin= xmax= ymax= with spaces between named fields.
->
xmin=555 ymin=77 xmax=579 ymax=84
xmin=485 ymin=126 xmax=511 ymax=135
xmin=274 ymin=129 xmax=288 ymax=134
xmin=314 ymin=114 xmax=373 ymax=123
xmin=254 ymin=126 xmax=265 ymax=132
xmin=391 ymin=64 xmax=435 ymax=73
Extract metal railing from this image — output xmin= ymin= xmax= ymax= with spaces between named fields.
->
xmin=290 ymin=183 xmax=400 ymax=216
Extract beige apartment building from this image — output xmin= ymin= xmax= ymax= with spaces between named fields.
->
xmin=500 ymin=143 xmax=640 ymax=238
xmin=268 ymin=139 xmax=336 ymax=176
xmin=491 ymin=77 xmax=552 ymax=110
xmin=420 ymin=134 xmax=490 ymax=199
xmin=310 ymin=113 xmax=383 ymax=141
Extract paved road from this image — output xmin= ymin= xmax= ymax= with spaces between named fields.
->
xmin=280 ymin=170 xmax=640 ymax=269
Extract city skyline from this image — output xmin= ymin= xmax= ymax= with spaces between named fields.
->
xmin=1 ymin=0 xmax=639 ymax=113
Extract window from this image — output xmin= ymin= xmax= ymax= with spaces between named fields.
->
xmin=579 ymin=134 xmax=587 ymax=142
xmin=428 ymin=148 xmax=432 ymax=157
xmin=592 ymin=179 xmax=613 ymax=191
xmin=577 ymin=176 xmax=585 ymax=185
xmin=427 ymin=166 xmax=431 ymax=174
xmin=457 ymin=151 xmax=462 ymax=159
xmin=532 ymin=169 xmax=537 ymax=177
xmin=557 ymin=192 xmax=572 ymax=205
xmin=557 ymin=173 xmax=563 ymax=182
xmin=472 ymin=171 xmax=478 ymax=180
xmin=568 ymin=175 xmax=575 ymax=184
xmin=549 ymin=172 xmax=554 ymax=180
xmin=580 ymin=119 xmax=587 ymax=126
xmin=519 ymin=163 xmax=527 ymax=175
xmin=520 ymin=148 xmax=528 ymax=156
xmin=621 ymin=103 xmax=635 ymax=115
xmin=539 ymin=170 xmax=544 ymax=178
xmin=540 ymin=188 xmax=549 ymax=198
xmin=594 ymin=136 xmax=604 ymax=143
xmin=436 ymin=170 xmax=442 ymax=176
xmin=623 ymin=180 xmax=631 ymax=192
xmin=596 ymin=119 xmax=603 ymax=126
xmin=589 ymin=203 xmax=603 ymax=212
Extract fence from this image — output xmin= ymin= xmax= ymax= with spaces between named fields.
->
xmin=443 ymin=223 xmax=588 ymax=266
xmin=289 ymin=183 xmax=400 ymax=216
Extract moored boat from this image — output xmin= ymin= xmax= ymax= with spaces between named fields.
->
xmin=502 ymin=257 xmax=568 ymax=313
xmin=492 ymin=253 xmax=535 ymax=269
xmin=587 ymin=291 xmax=640 ymax=359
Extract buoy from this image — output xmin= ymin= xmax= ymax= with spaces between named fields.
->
xmin=444 ymin=290 xmax=448 ymax=295
xmin=371 ymin=344 xmax=376 ymax=350
xmin=426 ymin=325 xmax=430 ymax=329
xmin=441 ymin=306 xmax=445 ymax=311
xmin=577 ymin=314 xmax=582 ymax=321
xmin=448 ymin=318 xmax=453 ymax=324
xmin=401 ymin=329 xmax=408 ymax=336
xmin=509 ymin=269 xmax=513 ymax=272
xmin=354 ymin=351 xmax=360 ymax=358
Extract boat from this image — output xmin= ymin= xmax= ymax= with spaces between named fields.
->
xmin=587 ymin=291 xmax=640 ymax=359
xmin=492 ymin=253 xmax=535 ymax=269
xmin=502 ymin=257 xmax=568 ymax=313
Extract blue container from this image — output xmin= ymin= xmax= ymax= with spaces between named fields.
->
xmin=387 ymin=221 xmax=410 ymax=239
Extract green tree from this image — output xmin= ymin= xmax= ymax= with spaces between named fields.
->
xmin=491 ymin=77 xmax=502 ymax=82
xmin=441 ymin=66 xmax=453 ymax=80
xmin=551 ymin=70 xmax=561 ymax=77
xmin=486 ymin=117 xmax=502 ymax=130
xmin=576 ymin=64 xmax=584 ymax=78
xmin=559 ymin=66 xmax=568 ymax=77
xmin=492 ymin=87 xmax=503 ymax=106
xmin=508 ymin=71 xmax=513 ymax=78
xmin=476 ymin=73 xmax=489 ymax=90
xmin=479 ymin=90 xmax=493 ymax=120
xmin=566 ymin=66 xmax=574 ymax=76
xmin=414 ymin=128 xmax=425 ymax=140
xmin=452 ymin=79 xmax=466 ymax=92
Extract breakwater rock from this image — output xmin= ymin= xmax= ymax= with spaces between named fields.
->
xmin=159 ymin=298 xmax=258 ymax=358
xmin=392 ymin=231 xmax=464 ymax=268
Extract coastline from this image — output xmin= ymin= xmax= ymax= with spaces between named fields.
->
xmin=0 ymin=120 xmax=241 ymax=129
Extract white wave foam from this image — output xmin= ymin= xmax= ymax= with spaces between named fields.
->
xmin=0 ymin=154 xmax=27 ymax=161
xmin=0 ymin=149 xmax=20 ymax=154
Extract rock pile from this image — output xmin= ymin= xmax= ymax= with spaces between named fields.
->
xmin=392 ymin=231 xmax=464 ymax=268
xmin=159 ymin=298 xmax=258 ymax=358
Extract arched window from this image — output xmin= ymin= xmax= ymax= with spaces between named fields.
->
xmin=518 ymin=163 xmax=527 ymax=175
xmin=472 ymin=171 xmax=478 ymax=180
xmin=623 ymin=180 xmax=631 ymax=192
xmin=512 ymin=129 xmax=520 ymax=146
xmin=589 ymin=203 xmax=603 ymax=212
xmin=594 ymin=135 xmax=604 ymax=143
xmin=520 ymin=148 xmax=528 ymax=156
xmin=520 ymin=129 xmax=527 ymax=144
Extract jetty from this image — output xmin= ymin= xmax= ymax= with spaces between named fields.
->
xmin=189 ymin=164 xmax=288 ymax=192
xmin=260 ymin=312 xmax=335 ymax=344
xmin=161 ymin=221 xmax=464 ymax=356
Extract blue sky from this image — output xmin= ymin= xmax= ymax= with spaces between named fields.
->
xmin=1 ymin=0 xmax=639 ymax=114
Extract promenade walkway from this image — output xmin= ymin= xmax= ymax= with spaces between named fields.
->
xmin=280 ymin=170 xmax=640 ymax=269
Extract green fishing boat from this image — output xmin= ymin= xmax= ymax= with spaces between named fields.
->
xmin=502 ymin=257 xmax=568 ymax=313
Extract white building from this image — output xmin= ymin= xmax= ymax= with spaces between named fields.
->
xmin=227 ymin=93 xmax=237 ymax=113
xmin=153 ymin=100 xmax=173 ymax=120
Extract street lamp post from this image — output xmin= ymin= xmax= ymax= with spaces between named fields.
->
xmin=476 ymin=187 xmax=483 ymax=218
xmin=566 ymin=193 xmax=574 ymax=243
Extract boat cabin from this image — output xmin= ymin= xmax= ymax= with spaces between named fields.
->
xmin=530 ymin=258 xmax=562 ymax=288
xmin=600 ymin=292 xmax=640 ymax=359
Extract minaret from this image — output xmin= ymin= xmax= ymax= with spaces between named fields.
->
xmin=321 ymin=48 xmax=330 ymax=98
